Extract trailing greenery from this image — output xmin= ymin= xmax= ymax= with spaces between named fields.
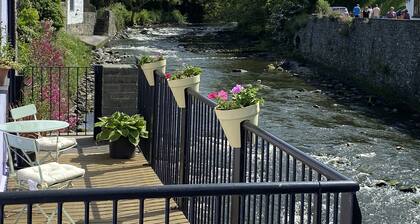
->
xmin=95 ymin=112 xmax=149 ymax=146
xmin=138 ymin=55 xmax=165 ymax=66
xmin=166 ymin=65 xmax=202 ymax=80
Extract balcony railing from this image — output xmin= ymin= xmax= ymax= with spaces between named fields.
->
xmin=137 ymin=70 xmax=362 ymax=224
xmin=1 ymin=66 xmax=362 ymax=224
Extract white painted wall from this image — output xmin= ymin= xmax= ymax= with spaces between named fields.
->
xmin=67 ymin=0 xmax=84 ymax=25
xmin=0 ymin=0 xmax=8 ymax=192
xmin=407 ymin=0 xmax=414 ymax=17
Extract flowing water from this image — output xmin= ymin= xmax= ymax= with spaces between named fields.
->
xmin=108 ymin=25 xmax=420 ymax=224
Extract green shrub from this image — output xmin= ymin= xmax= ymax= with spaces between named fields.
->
xmin=135 ymin=9 xmax=153 ymax=25
xmin=17 ymin=7 xmax=41 ymax=41
xmin=32 ymin=0 xmax=64 ymax=30
xmin=316 ymin=0 xmax=331 ymax=16
xmin=162 ymin=10 xmax=187 ymax=24
xmin=54 ymin=31 xmax=92 ymax=67
xmin=109 ymin=3 xmax=131 ymax=30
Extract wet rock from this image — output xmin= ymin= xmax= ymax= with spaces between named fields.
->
xmin=396 ymin=146 xmax=404 ymax=151
xmin=295 ymin=95 xmax=299 ymax=98
xmin=398 ymin=185 xmax=417 ymax=193
xmin=313 ymin=104 xmax=320 ymax=109
xmin=333 ymin=103 xmax=339 ymax=107
xmin=298 ymin=88 xmax=306 ymax=92
xmin=386 ymin=179 xmax=400 ymax=187
xmin=232 ymin=69 xmax=248 ymax=73
xmin=266 ymin=64 xmax=276 ymax=71
xmin=312 ymin=89 xmax=322 ymax=94
xmin=374 ymin=180 xmax=388 ymax=187
xmin=346 ymin=142 xmax=351 ymax=147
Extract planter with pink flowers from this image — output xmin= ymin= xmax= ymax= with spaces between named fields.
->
xmin=166 ymin=65 xmax=202 ymax=108
xmin=209 ymin=85 xmax=263 ymax=148
xmin=138 ymin=55 xmax=166 ymax=86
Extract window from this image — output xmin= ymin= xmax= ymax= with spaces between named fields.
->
xmin=415 ymin=0 xmax=420 ymax=17
xmin=70 ymin=0 xmax=75 ymax=11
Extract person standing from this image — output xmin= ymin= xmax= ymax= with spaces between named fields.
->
xmin=386 ymin=7 xmax=397 ymax=19
xmin=363 ymin=7 xmax=370 ymax=18
xmin=372 ymin=4 xmax=381 ymax=19
xmin=353 ymin=4 xmax=361 ymax=18
xmin=368 ymin=6 xmax=373 ymax=18
xmin=402 ymin=9 xmax=411 ymax=20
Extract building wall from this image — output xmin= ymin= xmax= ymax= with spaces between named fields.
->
xmin=296 ymin=17 xmax=420 ymax=110
xmin=67 ymin=0 xmax=84 ymax=25
xmin=0 ymin=0 xmax=8 ymax=192
xmin=66 ymin=12 xmax=96 ymax=35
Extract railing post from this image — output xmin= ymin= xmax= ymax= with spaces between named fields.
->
xmin=340 ymin=192 xmax=362 ymax=224
xmin=93 ymin=65 xmax=103 ymax=139
xmin=230 ymin=127 xmax=246 ymax=224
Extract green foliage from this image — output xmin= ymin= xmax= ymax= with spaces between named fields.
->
xmin=109 ymin=3 xmax=131 ymax=31
xmin=134 ymin=9 xmax=186 ymax=25
xmin=138 ymin=54 xmax=164 ymax=65
xmin=95 ymin=112 xmax=149 ymax=146
xmin=316 ymin=0 xmax=332 ymax=15
xmin=163 ymin=10 xmax=187 ymax=24
xmin=32 ymin=0 xmax=64 ymax=30
xmin=54 ymin=31 xmax=92 ymax=67
xmin=17 ymin=7 xmax=41 ymax=42
xmin=169 ymin=65 xmax=202 ymax=80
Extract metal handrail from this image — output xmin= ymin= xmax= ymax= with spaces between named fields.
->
xmin=0 ymin=181 xmax=359 ymax=205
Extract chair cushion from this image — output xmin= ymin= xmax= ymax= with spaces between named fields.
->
xmin=36 ymin=137 xmax=77 ymax=151
xmin=16 ymin=162 xmax=85 ymax=186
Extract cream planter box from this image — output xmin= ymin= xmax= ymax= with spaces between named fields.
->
xmin=215 ymin=103 xmax=260 ymax=148
xmin=168 ymin=75 xmax=200 ymax=108
xmin=140 ymin=59 xmax=166 ymax=86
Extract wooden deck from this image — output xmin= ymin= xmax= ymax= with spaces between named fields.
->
xmin=4 ymin=137 xmax=189 ymax=224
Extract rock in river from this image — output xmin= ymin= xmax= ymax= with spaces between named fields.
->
xmin=232 ymin=69 xmax=248 ymax=73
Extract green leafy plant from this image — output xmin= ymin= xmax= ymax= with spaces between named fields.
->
xmin=138 ymin=54 xmax=165 ymax=66
xmin=165 ymin=65 xmax=202 ymax=80
xmin=208 ymin=84 xmax=264 ymax=110
xmin=95 ymin=112 xmax=148 ymax=146
xmin=0 ymin=27 xmax=21 ymax=70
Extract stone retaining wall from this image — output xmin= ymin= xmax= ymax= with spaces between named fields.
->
xmin=296 ymin=17 xmax=420 ymax=110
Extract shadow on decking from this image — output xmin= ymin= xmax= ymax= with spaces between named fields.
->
xmin=5 ymin=136 xmax=188 ymax=224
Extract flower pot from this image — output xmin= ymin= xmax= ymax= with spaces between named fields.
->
xmin=168 ymin=75 xmax=200 ymax=108
xmin=0 ymin=67 xmax=10 ymax=86
xmin=140 ymin=59 xmax=166 ymax=86
xmin=109 ymin=137 xmax=136 ymax=159
xmin=215 ymin=103 xmax=260 ymax=148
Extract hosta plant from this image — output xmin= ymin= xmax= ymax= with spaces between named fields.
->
xmin=208 ymin=84 xmax=264 ymax=110
xmin=95 ymin=112 xmax=148 ymax=146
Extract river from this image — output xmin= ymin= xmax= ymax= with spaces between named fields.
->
xmin=107 ymin=25 xmax=420 ymax=224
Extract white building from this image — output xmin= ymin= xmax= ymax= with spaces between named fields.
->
xmin=66 ymin=0 xmax=84 ymax=25
xmin=406 ymin=0 xmax=420 ymax=19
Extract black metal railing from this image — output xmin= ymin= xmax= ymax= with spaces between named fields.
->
xmin=138 ymin=70 xmax=362 ymax=224
xmin=0 ymin=182 xmax=359 ymax=224
xmin=11 ymin=66 xmax=94 ymax=135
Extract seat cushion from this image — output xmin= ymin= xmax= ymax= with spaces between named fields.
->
xmin=16 ymin=162 xmax=85 ymax=186
xmin=36 ymin=137 xmax=77 ymax=151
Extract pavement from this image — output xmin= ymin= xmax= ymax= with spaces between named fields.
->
xmin=76 ymin=35 xmax=111 ymax=49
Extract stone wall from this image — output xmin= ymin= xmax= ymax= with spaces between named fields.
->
xmin=66 ymin=12 xmax=97 ymax=35
xmin=296 ymin=18 xmax=420 ymax=109
xmin=101 ymin=64 xmax=138 ymax=116
xmin=94 ymin=10 xmax=117 ymax=36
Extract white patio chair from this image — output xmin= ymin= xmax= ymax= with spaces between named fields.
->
xmin=10 ymin=104 xmax=77 ymax=162
xmin=4 ymin=132 xmax=85 ymax=224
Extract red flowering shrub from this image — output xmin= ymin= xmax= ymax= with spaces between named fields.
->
xmin=22 ymin=20 xmax=78 ymax=130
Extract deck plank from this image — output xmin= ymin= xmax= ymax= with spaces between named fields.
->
xmin=5 ymin=146 xmax=189 ymax=224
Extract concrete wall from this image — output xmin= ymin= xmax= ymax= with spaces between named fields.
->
xmin=296 ymin=17 xmax=420 ymax=110
xmin=66 ymin=0 xmax=84 ymax=25
xmin=66 ymin=12 xmax=96 ymax=35
xmin=101 ymin=64 xmax=138 ymax=116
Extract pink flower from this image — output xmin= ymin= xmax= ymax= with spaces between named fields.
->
xmin=231 ymin=84 xmax=243 ymax=94
xmin=208 ymin=92 xmax=218 ymax=100
xmin=165 ymin=73 xmax=171 ymax=79
xmin=217 ymin=90 xmax=228 ymax=101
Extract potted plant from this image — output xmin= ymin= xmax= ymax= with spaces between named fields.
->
xmin=166 ymin=65 xmax=202 ymax=108
xmin=208 ymin=84 xmax=264 ymax=148
xmin=138 ymin=54 xmax=166 ymax=86
xmin=95 ymin=112 xmax=148 ymax=159
xmin=0 ymin=40 xmax=20 ymax=86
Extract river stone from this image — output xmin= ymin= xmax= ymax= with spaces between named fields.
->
xmin=313 ymin=104 xmax=320 ymax=109
xmin=398 ymin=185 xmax=417 ymax=193
xmin=374 ymin=180 xmax=388 ymax=187
xmin=396 ymin=146 xmax=404 ymax=151
xmin=232 ymin=69 xmax=248 ymax=73
xmin=266 ymin=64 xmax=276 ymax=71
